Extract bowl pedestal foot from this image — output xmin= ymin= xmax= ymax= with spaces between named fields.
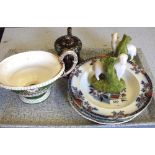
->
xmin=19 ymin=89 xmax=51 ymax=104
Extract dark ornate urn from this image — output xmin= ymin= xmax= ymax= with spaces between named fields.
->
xmin=54 ymin=27 xmax=82 ymax=72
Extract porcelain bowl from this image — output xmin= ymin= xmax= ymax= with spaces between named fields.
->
xmin=0 ymin=50 xmax=78 ymax=104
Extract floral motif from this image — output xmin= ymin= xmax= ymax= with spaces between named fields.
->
xmin=130 ymin=62 xmax=145 ymax=74
xmin=136 ymin=80 xmax=153 ymax=109
xmin=141 ymin=80 xmax=152 ymax=92
xmin=74 ymin=98 xmax=83 ymax=107
xmin=71 ymin=86 xmax=98 ymax=112
xmin=83 ymin=101 xmax=98 ymax=112
xmin=89 ymin=86 xmax=127 ymax=104
xmin=70 ymin=68 xmax=82 ymax=78
xmin=75 ymin=69 xmax=82 ymax=77
xmin=72 ymin=86 xmax=84 ymax=100
xmin=13 ymin=84 xmax=51 ymax=97
xmin=112 ymin=111 xmax=125 ymax=118
xmin=136 ymin=93 xmax=150 ymax=109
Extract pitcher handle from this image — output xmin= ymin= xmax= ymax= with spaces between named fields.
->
xmin=59 ymin=50 xmax=78 ymax=77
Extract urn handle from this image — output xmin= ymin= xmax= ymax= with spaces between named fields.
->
xmin=60 ymin=50 xmax=78 ymax=77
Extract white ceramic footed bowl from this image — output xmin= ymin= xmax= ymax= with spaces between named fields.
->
xmin=0 ymin=50 xmax=78 ymax=104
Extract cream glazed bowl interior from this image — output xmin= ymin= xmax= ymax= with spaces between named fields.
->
xmin=0 ymin=50 xmax=78 ymax=104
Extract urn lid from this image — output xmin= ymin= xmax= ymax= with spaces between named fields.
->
xmin=54 ymin=27 xmax=82 ymax=54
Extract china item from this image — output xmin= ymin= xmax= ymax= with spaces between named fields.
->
xmin=68 ymin=57 xmax=153 ymax=123
xmin=68 ymin=33 xmax=153 ymax=124
xmin=0 ymin=50 xmax=78 ymax=104
xmin=68 ymin=93 xmax=136 ymax=124
xmin=54 ymin=27 xmax=82 ymax=71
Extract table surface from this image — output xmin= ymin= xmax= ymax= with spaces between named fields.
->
xmin=0 ymin=27 xmax=155 ymax=128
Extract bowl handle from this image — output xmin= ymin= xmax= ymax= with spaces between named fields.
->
xmin=59 ymin=50 xmax=78 ymax=77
